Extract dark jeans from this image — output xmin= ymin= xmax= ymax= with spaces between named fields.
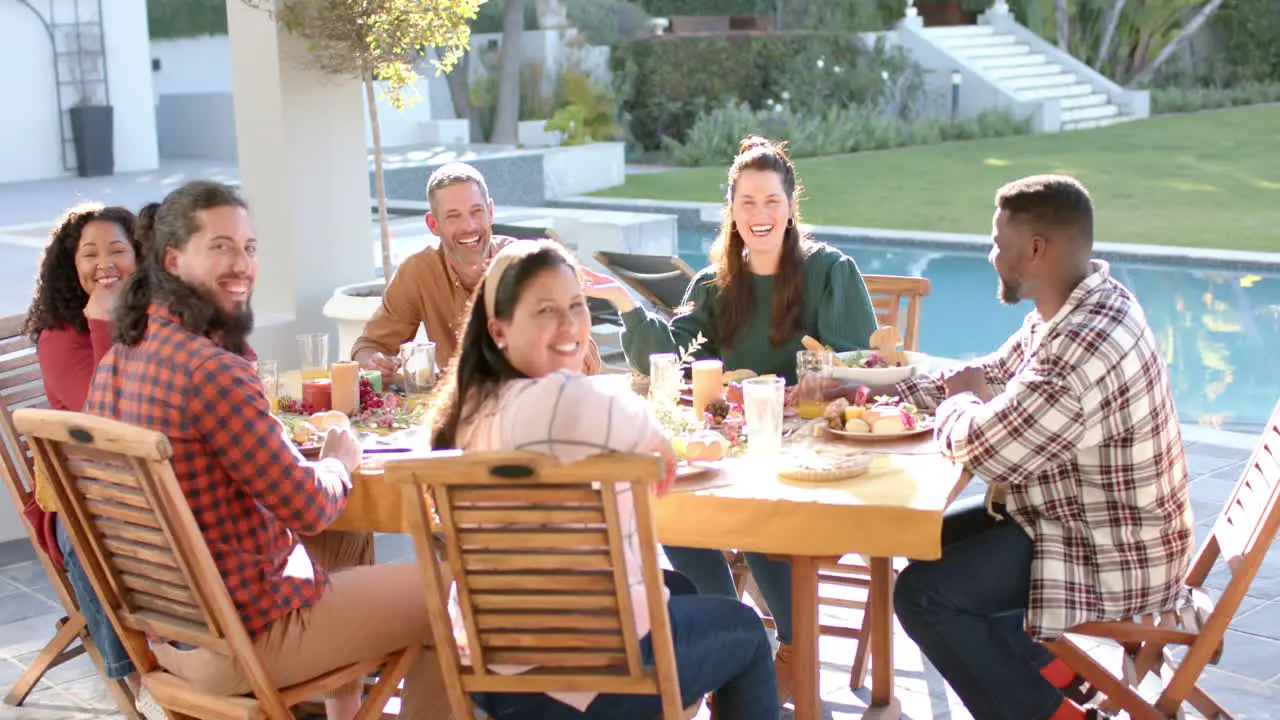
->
xmin=56 ymin=519 xmax=136 ymax=679
xmin=895 ymin=495 xmax=1062 ymax=720
xmin=473 ymin=570 xmax=779 ymax=720
xmin=662 ymin=545 xmax=793 ymax=645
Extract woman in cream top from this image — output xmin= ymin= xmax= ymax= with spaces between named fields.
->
xmin=427 ymin=239 xmax=779 ymax=719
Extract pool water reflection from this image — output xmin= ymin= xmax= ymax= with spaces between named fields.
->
xmin=678 ymin=231 xmax=1280 ymax=434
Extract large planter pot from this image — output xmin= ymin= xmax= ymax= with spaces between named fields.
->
xmin=322 ymin=280 xmax=386 ymax=361
xmin=69 ymin=104 xmax=115 ymax=177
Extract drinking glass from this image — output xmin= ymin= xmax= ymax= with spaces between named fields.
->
xmin=296 ymin=333 xmax=330 ymax=381
xmin=400 ymin=341 xmax=438 ymax=409
xmin=648 ymin=353 xmax=681 ymax=407
xmin=742 ymin=376 xmax=785 ymax=458
xmin=795 ymin=350 xmax=836 ymax=419
xmin=255 ymin=360 xmax=280 ymax=414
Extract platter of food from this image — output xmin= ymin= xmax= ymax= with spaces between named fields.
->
xmin=801 ymin=328 xmax=929 ymax=385
xmin=819 ymin=394 xmax=935 ymax=441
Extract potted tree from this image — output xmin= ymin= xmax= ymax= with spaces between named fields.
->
xmin=241 ymin=0 xmax=480 ymax=358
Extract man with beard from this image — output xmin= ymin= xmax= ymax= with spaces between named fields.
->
xmin=352 ymin=161 xmax=601 ymax=376
xmin=821 ymin=175 xmax=1193 ymax=720
xmin=86 ymin=181 xmax=450 ymax=719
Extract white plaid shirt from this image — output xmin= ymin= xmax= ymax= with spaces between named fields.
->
xmin=897 ymin=261 xmax=1194 ymax=639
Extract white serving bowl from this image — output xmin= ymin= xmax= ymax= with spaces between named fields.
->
xmin=827 ymin=350 xmax=929 ymax=385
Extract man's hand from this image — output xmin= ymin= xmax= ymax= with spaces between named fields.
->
xmin=944 ymin=366 xmax=993 ymax=402
xmin=83 ymin=282 xmax=121 ymax=322
xmin=319 ymin=426 xmax=362 ymax=480
xmin=353 ymin=348 xmax=401 ymax=377
xmin=580 ymin=267 xmax=637 ymax=313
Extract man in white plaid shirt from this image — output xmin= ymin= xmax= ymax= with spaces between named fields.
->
xmin=866 ymin=176 xmax=1192 ymax=720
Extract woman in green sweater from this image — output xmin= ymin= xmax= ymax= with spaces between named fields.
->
xmin=584 ymin=135 xmax=878 ymax=704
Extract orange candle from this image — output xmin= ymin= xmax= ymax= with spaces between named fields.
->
xmin=690 ymin=359 xmax=723 ymax=419
xmin=330 ymin=361 xmax=360 ymax=416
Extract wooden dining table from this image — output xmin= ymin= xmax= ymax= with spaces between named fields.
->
xmin=329 ymin=424 xmax=970 ymax=720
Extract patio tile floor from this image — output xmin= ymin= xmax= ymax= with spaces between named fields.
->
xmin=1 ymin=439 xmax=1277 ymax=718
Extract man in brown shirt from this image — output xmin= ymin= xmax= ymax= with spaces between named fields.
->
xmin=351 ymin=162 xmax=600 ymax=375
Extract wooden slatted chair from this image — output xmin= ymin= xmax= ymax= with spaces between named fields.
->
xmin=1045 ymin=399 xmax=1280 ymax=720
xmin=863 ymin=275 xmax=931 ymax=354
xmin=0 ymin=314 xmax=140 ymax=718
xmin=384 ymin=450 xmax=698 ymax=720
xmin=13 ymin=408 xmax=420 ymax=720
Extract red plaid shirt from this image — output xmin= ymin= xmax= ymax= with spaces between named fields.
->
xmin=898 ymin=261 xmax=1193 ymax=639
xmin=85 ymin=305 xmax=352 ymax=638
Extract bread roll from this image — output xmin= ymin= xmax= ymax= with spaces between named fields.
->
xmin=309 ymin=410 xmax=351 ymax=431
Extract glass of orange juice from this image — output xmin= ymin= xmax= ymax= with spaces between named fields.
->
xmin=296 ymin=333 xmax=330 ymax=381
xmin=255 ymin=360 xmax=280 ymax=414
xmin=795 ymin=349 xmax=835 ymax=419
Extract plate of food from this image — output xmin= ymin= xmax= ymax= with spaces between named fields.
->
xmin=803 ymin=328 xmax=929 ymax=385
xmin=819 ymin=394 xmax=935 ymax=440
xmin=281 ymin=410 xmax=352 ymax=459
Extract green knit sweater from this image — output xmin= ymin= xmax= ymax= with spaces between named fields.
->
xmin=620 ymin=245 xmax=879 ymax=384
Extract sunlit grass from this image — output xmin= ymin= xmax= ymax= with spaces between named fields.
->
xmin=596 ymin=106 xmax=1280 ymax=252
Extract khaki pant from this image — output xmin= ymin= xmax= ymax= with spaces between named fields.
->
xmin=153 ymin=530 xmax=450 ymax=719
xmin=300 ymin=529 xmax=376 ymax=572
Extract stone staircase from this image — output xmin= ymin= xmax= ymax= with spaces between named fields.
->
xmin=922 ymin=25 xmax=1132 ymax=130
xmin=895 ymin=9 xmax=1149 ymax=133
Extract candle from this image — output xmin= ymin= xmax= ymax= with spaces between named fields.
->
xmin=330 ymin=361 xmax=360 ymax=416
xmin=361 ymin=369 xmax=383 ymax=393
xmin=690 ymin=359 xmax=723 ymax=419
xmin=301 ymin=379 xmax=332 ymax=412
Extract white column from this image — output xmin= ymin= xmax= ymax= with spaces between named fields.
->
xmin=226 ymin=1 xmax=371 ymax=364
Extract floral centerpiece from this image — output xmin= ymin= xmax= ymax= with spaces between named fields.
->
xmin=649 ymin=333 xmax=747 ymax=459
xmin=280 ymin=375 xmax=426 ymax=433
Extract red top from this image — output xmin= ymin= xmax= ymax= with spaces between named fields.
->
xmin=86 ymin=305 xmax=350 ymax=638
xmin=36 ymin=319 xmax=115 ymax=411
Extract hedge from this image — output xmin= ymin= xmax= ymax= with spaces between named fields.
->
xmin=613 ymin=31 xmax=923 ymax=150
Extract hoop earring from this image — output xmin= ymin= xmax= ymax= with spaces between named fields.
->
xmin=787 ymin=217 xmax=795 ymax=229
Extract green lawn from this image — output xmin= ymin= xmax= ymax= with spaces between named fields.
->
xmin=595 ymin=105 xmax=1280 ymax=253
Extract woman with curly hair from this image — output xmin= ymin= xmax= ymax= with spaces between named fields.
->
xmin=21 ymin=202 xmax=164 ymax=719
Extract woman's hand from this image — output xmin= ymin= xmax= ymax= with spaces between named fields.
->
xmin=83 ymin=283 xmax=121 ymax=322
xmin=580 ymin=267 xmax=638 ymax=313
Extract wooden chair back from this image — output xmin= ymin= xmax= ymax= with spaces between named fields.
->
xmin=1047 ymin=399 xmax=1280 ymax=719
xmin=594 ymin=251 xmax=697 ymax=318
xmin=12 ymin=408 xmax=413 ymax=719
xmin=0 ymin=316 xmax=141 ymax=714
xmin=0 ymin=313 xmax=44 ymax=538
xmin=862 ymin=275 xmax=931 ymax=352
xmin=385 ymin=450 xmax=687 ymax=719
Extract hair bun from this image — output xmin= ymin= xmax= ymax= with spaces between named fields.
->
xmin=737 ymin=135 xmax=772 ymax=154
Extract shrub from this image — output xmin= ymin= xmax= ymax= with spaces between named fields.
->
xmin=1151 ymin=82 xmax=1280 ymax=114
xmin=566 ymin=0 xmax=653 ymax=46
xmin=661 ymin=102 xmax=1031 ymax=167
xmin=613 ymin=31 xmax=928 ymax=150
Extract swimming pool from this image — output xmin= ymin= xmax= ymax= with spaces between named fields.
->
xmin=677 ymin=229 xmax=1280 ymax=434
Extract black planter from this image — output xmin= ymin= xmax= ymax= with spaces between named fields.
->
xmin=69 ymin=104 xmax=115 ymax=178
